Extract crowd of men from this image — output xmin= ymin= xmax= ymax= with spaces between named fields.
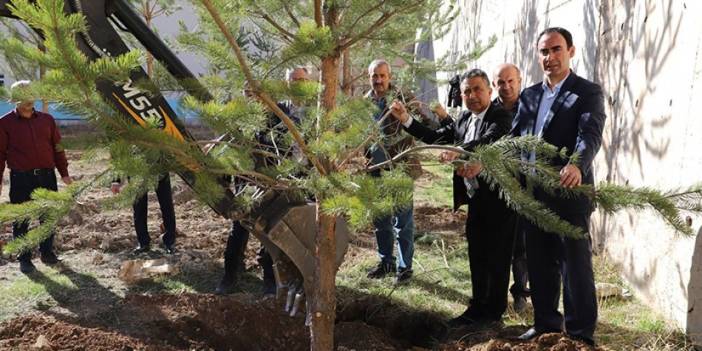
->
xmin=0 ymin=26 xmax=604 ymax=346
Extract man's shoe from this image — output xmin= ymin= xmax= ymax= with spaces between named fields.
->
xmin=19 ymin=260 xmax=36 ymax=274
xmin=447 ymin=307 xmax=484 ymax=328
xmin=132 ymin=244 xmax=151 ymax=254
xmin=518 ymin=327 xmax=561 ymax=341
xmin=395 ymin=267 xmax=413 ymax=284
xmin=162 ymin=243 xmax=176 ymax=255
xmin=159 ymin=233 xmax=177 ymax=255
xmin=215 ymin=275 xmax=236 ymax=295
xmin=513 ymin=295 xmax=528 ymax=313
xmin=367 ymin=261 xmax=396 ymax=279
xmin=39 ymin=252 xmax=60 ymax=265
xmin=448 ymin=314 xmax=478 ymax=328
xmin=568 ymin=334 xmax=596 ymax=346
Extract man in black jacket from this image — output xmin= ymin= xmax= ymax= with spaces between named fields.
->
xmin=390 ymin=69 xmax=515 ymax=326
xmin=512 ymin=27 xmax=605 ymax=346
xmin=492 ymin=63 xmax=529 ymax=313
xmin=215 ymin=66 xmax=310 ymax=295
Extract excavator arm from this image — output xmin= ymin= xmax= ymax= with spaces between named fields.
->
xmin=0 ymin=0 xmax=234 ymax=216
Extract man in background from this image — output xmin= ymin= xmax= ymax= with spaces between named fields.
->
xmin=0 ymin=80 xmax=73 ymax=274
xmin=492 ymin=63 xmax=529 ymax=312
xmin=216 ymin=66 xmax=310 ymax=295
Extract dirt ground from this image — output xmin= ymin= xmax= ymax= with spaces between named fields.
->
xmin=0 ymin=150 xmax=602 ymax=350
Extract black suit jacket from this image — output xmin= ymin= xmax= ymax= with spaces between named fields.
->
xmin=511 ymin=71 xmax=606 ymax=215
xmin=405 ymin=103 xmax=513 ymax=211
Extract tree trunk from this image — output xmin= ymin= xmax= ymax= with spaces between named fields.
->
xmin=310 ymin=208 xmax=337 ymax=351
xmin=319 ymin=54 xmax=340 ymax=126
xmin=310 ymin=1 xmax=341 ymax=341
xmin=341 ymin=49 xmax=352 ymax=95
xmin=310 ymin=52 xmax=340 ymax=351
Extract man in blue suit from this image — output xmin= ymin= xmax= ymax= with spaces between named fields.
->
xmin=513 ymin=27 xmax=606 ymax=346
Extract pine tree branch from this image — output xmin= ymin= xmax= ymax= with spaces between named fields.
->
xmin=336 ymin=133 xmax=376 ymax=169
xmin=341 ymin=0 xmax=387 ymax=41
xmin=252 ymin=11 xmax=295 ymax=41
xmin=2 ymin=169 xmax=110 ymax=255
xmin=199 ymin=0 xmax=327 ymax=176
xmin=337 ymin=0 xmax=423 ymax=52
xmin=341 ymin=71 xmax=366 ymax=93
xmin=280 ymin=0 xmax=300 ymax=28
xmin=365 ymin=144 xmax=469 ymax=172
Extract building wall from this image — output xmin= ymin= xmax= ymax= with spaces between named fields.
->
xmin=431 ymin=0 xmax=702 ymax=343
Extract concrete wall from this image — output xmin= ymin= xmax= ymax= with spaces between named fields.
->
xmin=431 ymin=0 xmax=702 ymax=343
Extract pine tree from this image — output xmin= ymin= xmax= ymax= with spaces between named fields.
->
xmin=2 ymin=1 xmax=702 ymax=350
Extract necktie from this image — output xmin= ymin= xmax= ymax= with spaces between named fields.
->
xmin=463 ymin=114 xmax=481 ymax=197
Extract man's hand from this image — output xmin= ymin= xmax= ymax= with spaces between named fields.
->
xmin=389 ymin=100 xmax=409 ymax=123
xmin=439 ymin=151 xmax=459 ymax=163
xmin=431 ymin=103 xmax=449 ymax=120
xmin=457 ymin=162 xmax=483 ymax=178
xmin=61 ymin=176 xmax=73 ymax=185
xmin=110 ymin=182 xmax=122 ymax=194
xmin=559 ymin=164 xmax=582 ymax=188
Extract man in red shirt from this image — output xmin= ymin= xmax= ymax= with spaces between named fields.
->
xmin=0 ymin=80 xmax=72 ymax=274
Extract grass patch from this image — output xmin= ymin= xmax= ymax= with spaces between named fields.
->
xmin=337 ymin=230 xmax=469 ymax=319
xmin=0 ymin=268 xmax=77 ymax=321
xmin=414 ymin=160 xmax=453 ymax=208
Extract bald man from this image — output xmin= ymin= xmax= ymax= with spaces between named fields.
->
xmin=492 ymin=63 xmax=522 ymax=115
xmin=492 ymin=63 xmax=529 ymax=313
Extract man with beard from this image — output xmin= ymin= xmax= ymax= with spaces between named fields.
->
xmin=365 ymin=59 xmax=436 ymax=284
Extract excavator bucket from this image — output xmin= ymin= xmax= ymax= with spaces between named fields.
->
xmin=250 ymin=192 xmax=350 ymax=320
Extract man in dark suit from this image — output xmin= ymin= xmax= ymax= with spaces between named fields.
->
xmin=215 ymin=66 xmax=310 ymax=295
xmin=492 ymin=63 xmax=530 ymax=313
xmin=512 ymin=27 xmax=606 ymax=346
xmin=390 ymin=69 xmax=516 ymax=326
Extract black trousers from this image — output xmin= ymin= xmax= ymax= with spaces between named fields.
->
xmin=525 ymin=212 xmax=597 ymax=341
xmin=510 ymin=218 xmax=530 ymax=298
xmin=223 ymin=221 xmax=273 ymax=280
xmin=10 ymin=169 xmax=58 ymax=262
xmin=465 ymin=197 xmax=516 ymax=321
xmin=133 ymin=175 xmax=176 ymax=247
